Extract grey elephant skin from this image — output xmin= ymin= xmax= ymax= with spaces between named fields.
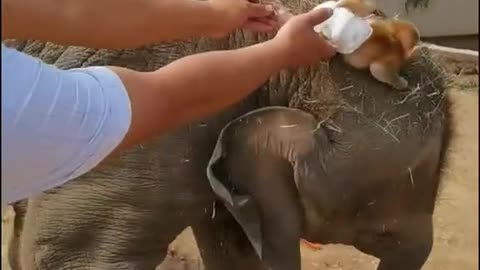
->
xmin=3 ymin=1 xmax=452 ymax=270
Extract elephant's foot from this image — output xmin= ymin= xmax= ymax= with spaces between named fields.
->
xmin=300 ymin=239 xmax=322 ymax=251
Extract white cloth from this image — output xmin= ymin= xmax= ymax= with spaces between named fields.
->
xmin=313 ymin=1 xmax=373 ymax=54
xmin=1 ymin=44 xmax=132 ymax=205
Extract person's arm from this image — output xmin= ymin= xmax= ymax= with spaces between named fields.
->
xmin=110 ymin=40 xmax=286 ymax=150
xmin=111 ymin=8 xmax=336 ymax=152
xmin=1 ymin=0 xmax=274 ymax=49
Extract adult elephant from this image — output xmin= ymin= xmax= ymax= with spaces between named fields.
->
xmin=3 ymin=1 xmax=452 ymax=269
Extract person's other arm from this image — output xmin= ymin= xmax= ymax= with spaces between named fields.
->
xmin=2 ymin=0 xmax=274 ymax=49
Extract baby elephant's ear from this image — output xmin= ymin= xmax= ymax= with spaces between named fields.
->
xmin=206 ymin=106 xmax=319 ymax=259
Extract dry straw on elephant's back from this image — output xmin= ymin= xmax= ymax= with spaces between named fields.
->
xmin=288 ymin=62 xmax=342 ymax=121
xmin=286 ymin=46 xmax=449 ymax=142
xmin=264 ymin=0 xmax=450 ymax=128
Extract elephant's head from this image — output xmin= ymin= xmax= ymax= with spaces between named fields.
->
xmin=206 ymin=46 xmax=452 ymax=270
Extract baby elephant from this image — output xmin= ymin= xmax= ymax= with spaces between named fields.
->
xmin=208 ymin=47 xmax=451 ymax=270
xmin=208 ymin=103 xmax=450 ymax=270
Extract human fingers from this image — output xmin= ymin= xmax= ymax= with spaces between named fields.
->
xmin=252 ymin=17 xmax=278 ymax=27
xmin=243 ymin=20 xmax=276 ymax=32
xmin=245 ymin=1 xmax=275 ymax=18
xmin=299 ymin=8 xmax=333 ymax=26
xmin=276 ymin=8 xmax=294 ymax=26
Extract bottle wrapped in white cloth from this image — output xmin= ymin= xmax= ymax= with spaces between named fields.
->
xmin=313 ymin=1 xmax=373 ymax=54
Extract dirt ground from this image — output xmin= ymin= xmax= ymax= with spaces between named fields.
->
xmin=2 ymin=70 xmax=478 ymax=270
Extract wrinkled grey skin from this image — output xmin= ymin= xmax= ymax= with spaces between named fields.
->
xmin=4 ymin=1 xmax=452 ymax=269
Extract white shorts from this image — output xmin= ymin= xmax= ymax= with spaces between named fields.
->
xmin=1 ymin=44 xmax=132 ymax=205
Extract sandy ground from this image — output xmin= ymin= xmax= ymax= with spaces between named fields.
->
xmin=2 ymin=74 xmax=478 ymax=270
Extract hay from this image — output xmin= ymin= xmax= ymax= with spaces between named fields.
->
xmin=285 ymin=44 xmax=449 ymax=143
xmin=288 ymin=62 xmax=343 ymax=120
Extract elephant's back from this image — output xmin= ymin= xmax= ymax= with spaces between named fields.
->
xmin=330 ymin=47 xmax=451 ymax=163
xmin=289 ymin=47 xmax=450 ymax=131
xmin=287 ymin=47 xmax=451 ymax=167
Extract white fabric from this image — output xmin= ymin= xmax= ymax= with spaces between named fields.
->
xmin=313 ymin=1 xmax=373 ymax=54
xmin=1 ymin=44 xmax=132 ymax=205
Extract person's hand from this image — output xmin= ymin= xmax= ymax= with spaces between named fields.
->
xmin=208 ymin=0 xmax=278 ymax=37
xmin=270 ymin=8 xmax=337 ymax=68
